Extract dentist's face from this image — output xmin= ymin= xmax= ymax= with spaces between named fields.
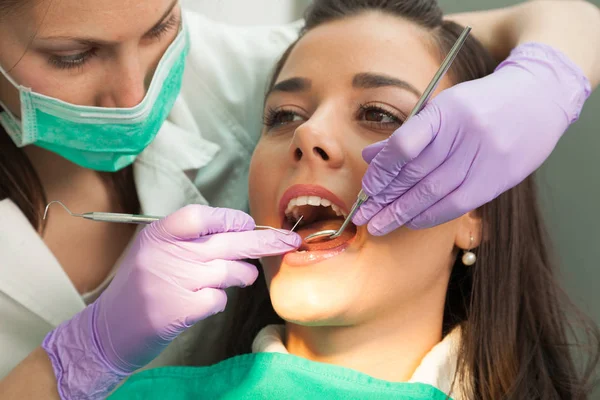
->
xmin=249 ymin=13 xmax=476 ymax=327
xmin=0 ymin=0 xmax=181 ymax=116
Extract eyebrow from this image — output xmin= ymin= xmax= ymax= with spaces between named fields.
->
xmin=35 ymin=0 xmax=179 ymax=46
xmin=269 ymin=77 xmax=312 ymax=94
xmin=267 ymin=73 xmax=421 ymax=99
xmin=352 ymin=73 xmax=421 ymax=97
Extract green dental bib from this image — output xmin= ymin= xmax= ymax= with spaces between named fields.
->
xmin=109 ymin=353 xmax=452 ymax=399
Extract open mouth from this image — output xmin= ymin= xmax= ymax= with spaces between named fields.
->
xmin=282 ymin=195 xmax=358 ymax=251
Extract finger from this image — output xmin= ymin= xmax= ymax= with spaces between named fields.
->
xmin=362 ymin=140 xmax=387 ymax=164
xmin=362 ymin=104 xmax=441 ymax=196
xmin=188 ymin=230 xmax=302 ymax=261
xmin=405 ymin=166 xmax=492 ymax=230
xmin=183 ymin=259 xmax=259 ymax=291
xmin=155 ymin=204 xmax=255 ymax=240
xmin=367 ymin=154 xmax=470 ymax=236
xmin=184 ymin=288 xmax=228 ymax=326
xmin=356 ymin=127 xmax=458 ymax=226
xmin=352 ymin=197 xmax=386 ymax=226
xmin=358 ymin=110 xmax=479 ymax=228
xmin=405 ymin=187 xmax=472 ymax=230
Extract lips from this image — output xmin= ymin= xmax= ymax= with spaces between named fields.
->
xmin=278 ymin=184 xmax=359 ymax=263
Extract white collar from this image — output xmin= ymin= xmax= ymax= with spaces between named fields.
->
xmin=138 ymin=96 xmax=220 ymax=176
xmin=252 ymin=324 xmax=466 ymax=399
xmin=0 ymin=199 xmax=85 ymax=326
xmin=134 ymin=95 xmax=220 ymax=216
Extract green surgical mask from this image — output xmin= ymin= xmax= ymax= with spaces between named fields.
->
xmin=0 ymin=20 xmax=189 ymax=172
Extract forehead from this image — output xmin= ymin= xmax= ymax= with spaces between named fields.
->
xmin=277 ymin=12 xmax=445 ymax=92
xmin=12 ymin=0 xmax=173 ymax=40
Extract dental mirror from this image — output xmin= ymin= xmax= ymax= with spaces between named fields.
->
xmin=303 ymin=25 xmax=472 ymax=244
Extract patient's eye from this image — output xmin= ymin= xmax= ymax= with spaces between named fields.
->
xmin=358 ymin=103 xmax=403 ymax=131
xmin=263 ymin=106 xmax=306 ymax=130
xmin=364 ymin=109 xmax=395 ymax=123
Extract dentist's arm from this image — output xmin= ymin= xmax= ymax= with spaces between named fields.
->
xmin=448 ymin=0 xmax=600 ymax=88
xmin=0 ymin=348 xmax=59 ymax=399
xmin=0 ymin=205 xmax=300 ymax=399
xmin=354 ymin=0 xmax=600 ymax=233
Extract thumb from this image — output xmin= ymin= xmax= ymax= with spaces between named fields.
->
xmin=362 ymin=140 xmax=387 ymax=164
xmin=362 ymin=103 xmax=441 ymax=196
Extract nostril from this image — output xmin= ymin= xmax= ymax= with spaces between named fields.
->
xmin=314 ymin=147 xmax=329 ymax=161
xmin=294 ymin=148 xmax=303 ymax=161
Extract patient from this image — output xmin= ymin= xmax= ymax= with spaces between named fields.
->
xmin=111 ymin=0 xmax=599 ymax=399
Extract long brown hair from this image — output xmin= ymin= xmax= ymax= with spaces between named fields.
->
xmin=0 ymin=0 xmax=139 ymax=230
xmin=226 ymin=1 xmax=600 ymax=399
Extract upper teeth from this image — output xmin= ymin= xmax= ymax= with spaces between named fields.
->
xmin=284 ymin=196 xmax=347 ymax=220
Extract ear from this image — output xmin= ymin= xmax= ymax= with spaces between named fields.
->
xmin=454 ymin=210 xmax=482 ymax=250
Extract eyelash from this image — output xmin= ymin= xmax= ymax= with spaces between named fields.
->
xmin=146 ymin=13 xmax=179 ymax=41
xmin=263 ymin=106 xmax=306 ymax=129
xmin=262 ymin=104 xmax=404 ymax=131
xmin=47 ymin=14 xmax=180 ymax=70
xmin=357 ymin=103 xmax=404 ymax=130
xmin=48 ymin=48 xmax=99 ymax=71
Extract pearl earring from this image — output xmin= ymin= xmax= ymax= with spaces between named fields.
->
xmin=462 ymin=235 xmax=477 ymax=266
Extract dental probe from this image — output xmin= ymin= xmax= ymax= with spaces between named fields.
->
xmin=43 ymin=201 xmax=303 ymax=234
xmin=304 ymin=25 xmax=472 ymax=244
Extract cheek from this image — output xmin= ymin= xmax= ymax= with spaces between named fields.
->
xmin=370 ymin=227 xmax=457 ymax=276
xmin=2 ymin=53 xmax=98 ymax=107
xmin=248 ymin=139 xmax=285 ymax=222
xmin=7 ymin=52 xmax=61 ymax=94
xmin=364 ymin=225 xmax=459 ymax=299
xmin=0 ymin=45 xmax=29 ymax=116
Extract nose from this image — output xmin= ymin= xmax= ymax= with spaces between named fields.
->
xmin=97 ymin=55 xmax=150 ymax=109
xmin=290 ymin=115 xmax=345 ymax=170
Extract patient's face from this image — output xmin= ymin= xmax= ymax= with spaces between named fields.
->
xmin=249 ymin=13 xmax=473 ymax=326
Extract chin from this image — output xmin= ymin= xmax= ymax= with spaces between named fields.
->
xmin=273 ymin=306 xmax=347 ymax=327
xmin=268 ymin=272 xmax=357 ymax=326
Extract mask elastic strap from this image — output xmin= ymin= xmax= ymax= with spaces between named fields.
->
xmin=0 ymin=62 xmax=21 ymax=89
xmin=0 ymin=99 xmax=17 ymax=119
xmin=0 ymin=99 xmax=25 ymax=146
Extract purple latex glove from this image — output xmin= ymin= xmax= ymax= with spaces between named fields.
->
xmin=42 ymin=204 xmax=301 ymax=399
xmin=354 ymin=42 xmax=591 ymax=235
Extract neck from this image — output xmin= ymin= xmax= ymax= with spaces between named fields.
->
xmin=23 ymin=145 xmax=116 ymax=212
xmin=285 ymin=295 xmax=446 ymax=382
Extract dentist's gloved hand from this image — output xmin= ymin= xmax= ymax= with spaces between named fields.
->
xmin=42 ymin=205 xmax=301 ymax=400
xmin=354 ymin=42 xmax=591 ymax=235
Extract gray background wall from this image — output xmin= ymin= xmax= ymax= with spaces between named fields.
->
xmin=185 ymin=0 xmax=600 ymax=338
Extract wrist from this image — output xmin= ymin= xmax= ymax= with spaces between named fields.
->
xmin=496 ymin=42 xmax=591 ymax=124
xmin=42 ymin=303 xmax=129 ymax=400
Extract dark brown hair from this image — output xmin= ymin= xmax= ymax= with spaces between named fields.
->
xmin=226 ymin=1 xmax=600 ymax=399
xmin=0 ymin=1 xmax=139 ymax=229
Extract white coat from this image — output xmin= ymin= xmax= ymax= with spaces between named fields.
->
xmin=0 ymin=10 xmax=301 ymax=377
